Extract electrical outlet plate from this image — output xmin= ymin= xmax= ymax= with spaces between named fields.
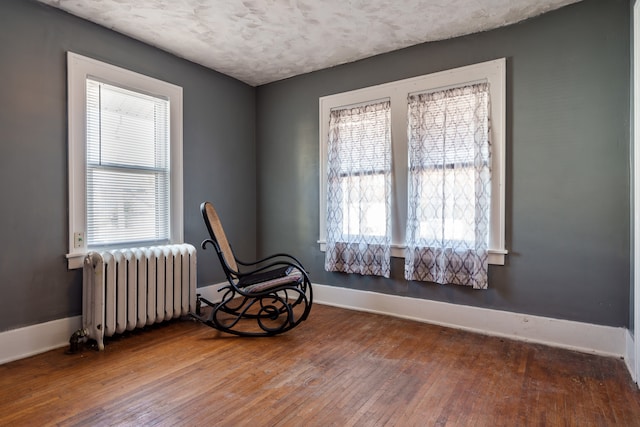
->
xmin=74 ymin=231 xmax=85 ymax=248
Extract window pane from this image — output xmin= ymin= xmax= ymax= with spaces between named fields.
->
xmin=340 ymin=173 xmax=386 ymax=237
xmin=331 ymin=106 xmax=389 ymax=174
xmin=411 ymin=91 xmax=488 ymax=169
xmin=415 ymin=168 xmax=476 ymax=243
xmin=87 ymin=169 xmax=169 ymax=246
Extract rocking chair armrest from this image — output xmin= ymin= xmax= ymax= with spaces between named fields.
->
xmin=235 ymin=253 xmax=306 ymax=272
xmin=201 ymin=238 xmax=218 ymax=251
xmin=235 ymin=260 xmax=305 ymax=280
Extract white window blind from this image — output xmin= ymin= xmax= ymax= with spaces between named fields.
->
xmin=86 ymin=79 xmax=170 ymax=247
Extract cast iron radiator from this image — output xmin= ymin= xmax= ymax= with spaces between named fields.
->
xmin=82 ymin=244 xmax=197 ymax=350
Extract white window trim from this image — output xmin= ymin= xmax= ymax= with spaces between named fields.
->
xmin=66 ymin=52 xmax=183 ymax=269
xmin=319 ymin=58 xmax=507 ymax=265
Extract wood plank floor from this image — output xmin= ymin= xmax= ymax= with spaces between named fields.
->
xmin=1 ymin=304 xmax=639 ymax=426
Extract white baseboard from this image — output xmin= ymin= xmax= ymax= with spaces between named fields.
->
xmin=0 ymin=282 xmax=227 ymax=365
xmin=0 ymin=316 xmax=82 ymax=365
xmin=626 ymin=330 xmax=637 ymax=383
xmin=195 ymin=282 xmax=226 ymax=304
xmin=313 ymin=283 xmax=627 ymax=358
xmin=0 ymin=283 xmax=629 ymax=366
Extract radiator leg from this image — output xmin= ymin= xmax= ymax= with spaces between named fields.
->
xmin=67 ymin=328 xmax=89 ymax=354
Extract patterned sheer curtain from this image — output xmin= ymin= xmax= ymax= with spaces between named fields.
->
xmin=325 ymin=100 xmax=392 ymax=277
xmin=404 ymin=83 xmax=491 ymax=289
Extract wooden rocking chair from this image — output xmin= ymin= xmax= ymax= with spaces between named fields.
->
xmin=191 ymin=202 xmax=313 ymax=336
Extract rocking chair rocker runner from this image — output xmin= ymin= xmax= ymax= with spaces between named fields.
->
xmin=191 ymin=202 xmax=313 ymax=336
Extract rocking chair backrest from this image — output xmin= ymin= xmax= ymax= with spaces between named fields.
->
xmin=201 ymin=202 xmax=239 ymax=276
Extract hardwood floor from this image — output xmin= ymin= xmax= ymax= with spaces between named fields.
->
xmin=1 ymin=304 xmax=639 ymax=426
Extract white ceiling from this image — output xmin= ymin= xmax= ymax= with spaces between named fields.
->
xmin=38 ymin=0 xmax=581 ymax=86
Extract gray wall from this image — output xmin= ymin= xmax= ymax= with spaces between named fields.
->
xmin=256 ymin=0 xmax=631 ymax=327
xmin=0 ymin=0 xmax=256 ymax=332
xmin=0 ymin=0 xmax=632 ymax=334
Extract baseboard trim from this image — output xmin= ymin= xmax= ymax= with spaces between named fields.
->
xmin=313 ymin=283 xmax=627 ymax=358
xmin=0 ymin=316 xmax=82 ymax=365
xmin=0 ymin=283 xmax=628 ymax=366
xmin=172 ymin=281 xmax=629 ymax=358
xmin=196 ymin=282 xmax=227 ymax=304
xmin=626 ymin=330 xmax=637 ymax=383
xmin=0 ymin=282 xmax=249 ymax=365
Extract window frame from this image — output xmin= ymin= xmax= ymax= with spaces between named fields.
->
xmin=319 ymin=58 xmax=507 ymax=265
xmin=66 ymin=52 xmax=183 ymax=269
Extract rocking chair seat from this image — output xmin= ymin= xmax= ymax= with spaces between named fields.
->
xmin=236 ymin=265 xmax=294 ymax=286
xmin=241 ymin=271 xmax=303 ymax=294
xmin=191 ymin=202 xmax=313 ymax=336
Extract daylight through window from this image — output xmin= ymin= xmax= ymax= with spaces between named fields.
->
xmin=86 ymin=80 xmax=171 ymax=246
xmin=318 ymin=59 xmax=507 ymax=278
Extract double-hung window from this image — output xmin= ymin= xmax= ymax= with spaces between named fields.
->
xmin=405 ymin=83 xmax=492 ymax=288
xmin=67 ymin=53 xmax=183 ymax=269
xmin=319 ymin=59 xmax=506 ymax=286
xmin=325 ymin=100 xmax=392 ymax=277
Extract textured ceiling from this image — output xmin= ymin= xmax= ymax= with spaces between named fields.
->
xmin=38 ymin=0 xmax=581 ymax=86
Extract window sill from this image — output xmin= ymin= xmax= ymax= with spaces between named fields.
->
xmin=66 ymin=252 xmax=85 ymax=270
xmin=317 ymin=241 xmax=507 ymax=265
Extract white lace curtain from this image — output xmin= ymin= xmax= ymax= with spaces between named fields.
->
xmin=325 ymin=100 xmax=392 ymax=277
xmin=404 ymin=83 xmax=491 ymax=289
